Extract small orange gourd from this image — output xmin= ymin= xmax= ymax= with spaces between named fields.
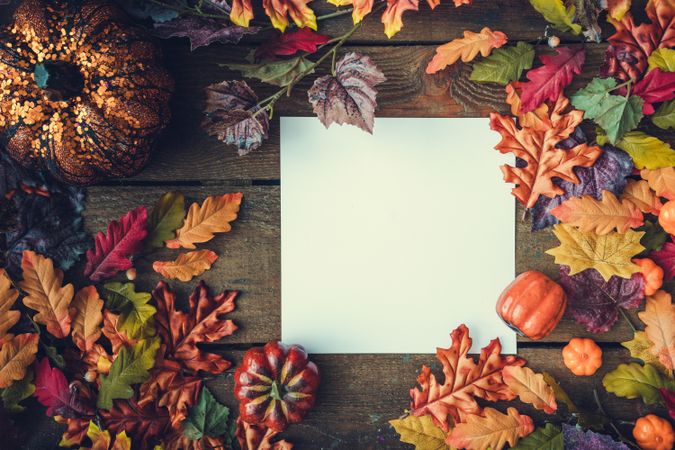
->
xmin=496 ymin=271 xmax=567 ymax=340
xmin=633 ymin=414 xmax=674 ymax=450
xmin=633 ymin=258 xmax=664 ymax=296
xmin=658 ymin=199 xmax=675 ymax=235
xmin=562 ymin=338 xmax=602 ymax=376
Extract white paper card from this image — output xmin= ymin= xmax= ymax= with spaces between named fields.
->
xmin=281 ymin=117 xmax=516 ymax=354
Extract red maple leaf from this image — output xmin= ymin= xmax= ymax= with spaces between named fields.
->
xmin=519 ymin=46 xmax=585 ymax=113
xmin=34 ymin=358 xmax=94 ymax=418
xmin=84 ymin=206 xmax=148 ymax=281
xmin=632 ymin=69 xmax=675 ymax=114
xmin=651 ymin=241 xmax=675 ymax=279
xmin=255 ymin=28 xmax=330 ymax=60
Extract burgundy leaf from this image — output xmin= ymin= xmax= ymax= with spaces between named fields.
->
xmin=651 ymin=241 xmax=675 ymax=279
xmin=558 ymin=265 xmax=645 ymax=333
xmin=308 ymin=52 xmax=386 ymax=134
xmin=154 ymin=16 xmax=259 ymax=51
xmin=84 ymin=207 xmax=148 ymax=282
xmin=34 ymin=358 xmax=94 ymax=418
xmin=256 ymin=28 xmax=330 ymax=60
xmin=631 ymin=69 xmax=675 ymax=115
xmin=660 ymin=388 xmax=675 ymax=420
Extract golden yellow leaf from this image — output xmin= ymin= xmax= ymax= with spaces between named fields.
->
xmin=19 ymin=250 xmax=74 ymax=339
xmin=551 ymin=190 xmax=643 ymax=234
xmin=72 ymin=286 xmax=104 ymax=353
xmin=165 ymin=193 xmax=243 ymax=249
xmin=0 ymin=270 xmax=20 ymax=340
xmin=446 ymin=407 xmax=534 ymax=450
xmin=545 ymin=224 xmax=644 ymax=281
xmin=0 ymin=333 xmax=38 ymax=388
xmin=641 ymin=167 xmax=675 ymax=200
xmin=426 ymin=27 xmax=508 ymax=74
xmin=621 ymin=179 xmax=662 ymax=214
xmin=638 ymin=290 xmax=675 ymax=375
xmin=152 ymin=250 xmax=219 ymax=282
xmin=502 ymin=366 xmax=557 ymax=414
xmin=389 ymin=414 xmax=452 ymax=450
xmin=622 ymin=331 xmax=670 ymax=376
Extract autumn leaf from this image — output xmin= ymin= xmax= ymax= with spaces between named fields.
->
xmin=81 ymin=421 xmax=132 ymax=450
xmin=308 ymin=52 xmax=386 ymax=134
xmin=0 ymin=333 xmax=38 ymax=388
xmin=84 ymin=207 xmax=148 ymax=282
xmin=226 ymin=57 xmax=314 ymax=87
xmin=409 ymin=324 xmax=525 ymax=430
xmin=651 ymin=242 xmax=675 ymax=279
xmin=603 ymin=362 xmax=675 ymax=404
xmin=182 ymin=386 xmax=230 ymax=441
xmin=598 ymin=132 xmax=675 ymax=170
xmin=389 ymin=415 xmax=450 ymax=450
xmin=381 ymin=0 xmax=419 ymax=39
xmin=648 ymin=48 xmax=675 ymax=72
xmin=19 ymin=250 xmax=74 ymax=339
xmin=154 ymin=16 xmax=259 ymax=51
xmin=263 ymin=0 xmax=317 ymax=32
xmin=255 ymin=28 xmax=330 ymax=59
xmin=71 ymin=286 xmax=103 ymax=353
xmin=34 ymin=357 xmax=94 ymax=418
xmin=607 ymin=0 xmax=631 ymax=21
xmin=153 ymin=250 xmax=218 ymax=282
xmin=166 ymin=193 xmax=242 ymax=250
xmin=470 ymin=42 xmax=534 ymax=86
xmin=551 ymin=190 xmax=643 ymax=235
xmin=638 ymin=290 xmax=675 ymax=374
xmin=102 ymin=283 xmax=155 ymax=341
xmin=102 ymin=312 xmax=136 ymax=355
xmin=545 ymin=224 xmax=644 ymax=281
xmin=426 ymin=27 xmax=508 ymax=74
xmin=505 ymin=82 xmax=556 ymax=132
xmin=328 ymin=0 xmax=374 ymax=24
xmin=235 ymin=417 xmax=294 ymax=450
xmin=230 ymin=0 xmax=254 ymax=27
xmin=0 ymin=270 xmax=19 ymax=340
xmin=622 ymin=331 xmax=670 ymax=375
xmin=519 ymin=46 xmax=585 ymax=112
xmin=100 ymin=397 xmax=171 ymax=450
xmin=641 ymin=167 xmax=675 ymax=200
xmin=502 ymin=366 xmax=557 ymax=414
xmin=653 ymin=100 xmax=675 ymax=129
xmin=632 ymin=68 xmax=675 ymax=114
xmin=446 ymin=407 xmax=534 ymax=450
xmin=510 ymin=423 xmax=563 ymax=449
xmin=621 ymin=180 xmax=662 ymax=215
xmin=528 ymin=0 xmax=581 ymax=35
xmin=1 ymin=369 xmax=34 ymax=413
xmin=139 ymin=366 xmax=201 ymax=430
xmin=146 ymin=191 xmax=186 ymax=250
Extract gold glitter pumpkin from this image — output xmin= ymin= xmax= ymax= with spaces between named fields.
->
xmin=0 ymin=0 xmax=174 ymax=184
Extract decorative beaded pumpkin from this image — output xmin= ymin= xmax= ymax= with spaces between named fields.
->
xmin=0 ymin=0 xmax=173 ymax=184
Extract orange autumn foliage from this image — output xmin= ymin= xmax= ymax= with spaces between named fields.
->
xmin=426 ymin=27 xmax=507 ymax=74
xmin=550 ymin=190 xmax=643 ymax=234
xmin=71 ymin=286 xmax=104 ymax=353
xmin=0 ymin=333 xmax=39 ymax=388
xmin=0 ymin=270 xmax=20 ymax=340
xmin=638 ymin=290 xmax=675 ymax=374
xmin=621 ymin=179 xmax=662 ymax=215
xmin=502 ymin=365 xmax=557 ymax=414
xmin=642 ymin=167 xmax=675 ymax=200
xmin=152 ymin=250 xmax=218 ymax=282
xmin=446 ymin=407 xmax=534 ymax=450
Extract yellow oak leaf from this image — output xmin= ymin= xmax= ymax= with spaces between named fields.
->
xmin=551 ymin=190 xmax=643 ymax=234
xmin=598 ymin=131 xmax=675 ymax=169
xmin=638 ymin=290 xmax=675 ymax=375
xmin=81 ymin=421 xmax=131 ymax=450
xmin=426 ymin=27 xmax=508 ymax=74
xmin=381 ymin=0 xmax=419 ymax=39
xmin=152 ymin=250 xmax=219 ymax=282
xmin=72 ymin=286 xmax=104 ymax=353
xmin=0 ymin=270 xmax=20 ymax=341
xmin=446 ymin=407 xmax=534 ymax=450
xmin=0 ymin=333 xmax=38 ymax=388
xmin=166 ymin=193 xmax=243 ymax=249
xmin=545 ymin=224 xmax=644 ymax=281
xmin=389 ymin=414 xmax=452 ymax=450
xmin=19 ymin=250 xmax=74 ymax=339
xmin=641 ymin=167 xmax=675 ymax=200
xmin=622 ymin=331 xmax=671 ymax=376
xmin=502 ymin=366 xmax=557 ymax=414
xmin=263 ymin=0 xmax=317 ymax=32
xmin=620 ymin=179 xmax=662 ymax=215
xmin=648 ymin=48 xmax=675 ymax=72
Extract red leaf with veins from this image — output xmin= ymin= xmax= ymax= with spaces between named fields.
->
xmin=651 ymin=241 xmax=675 ymax=279
xmin=84 ymin=207 xmax=147 ymax=282
xmin=519 ymin=46 xmax=585 ymax=113
xmin=255 ymin=28 xmax=330 ymax=60
xmin=34 ymin=357 xmax=94 ymax=418
xmin=632 ymin=69 xmax=675 ymax=115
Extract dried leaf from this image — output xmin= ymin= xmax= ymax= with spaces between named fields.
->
xmin=255 ymin=28 xmax=330 ymax=59
xmin=446 ymin=407 xmax=534 ymax=450
xmin=602 ymin=362 xmax=675 ymax=404
xmin=146 ymin=191 xmax=186 ymax=250
xmin=638 ymin=290 xmax=675 ymax=373
xmin=19 ymin=250 xmax=74 ymax=338
xmin=166 ymin=193 xmax=242 ymax=250
xmin=551 ymin=190 xmax=643 ymax=235
xmin=651 ymin=241 xmax=675 ymax=279
xmin=0 ymin=333 xmax=38 ymax=388
xmin=528 ymin=0 xmax=581 ymax=35
xmin=154 ymin=16 xmax=258 ymax=51
xmin=561 ymin=424 xmax=629 ymax=450
xmin=0 ymin=270 xmax=19 ymax=340
xmin=632 ymin=68 xmax=675 ymax=114
xmin=621 ymin=180 xmax=662 ymax=215
xmin=622 ymin=331 xmax=670 ymax=375
xmin=381 ymin=0 xmax=419 ymax=38
xmin=71 ymin=286 xmax=104 ymax=353
xmin=153 ymin=250 xmax=218 ymax=282
xmin=426 ymin=27 xmax=508 ymax=74
xmin=545 ymin=224 xmax=644 ymax=281
xmin=502 ymin=366 xmax=557 ymax=414
xmin=389 ymin=414 xmax=450 ymax=450
xmin=641 ymin=167 xmax=675 ymax=200
xmin=470 ymin=42 xmax=534 ymax=86
xmin=308 ymin=52 xmax=386 ymax=133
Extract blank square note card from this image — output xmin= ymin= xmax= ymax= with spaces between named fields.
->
xmin=280 ymin=117 xmax=516 ymax=354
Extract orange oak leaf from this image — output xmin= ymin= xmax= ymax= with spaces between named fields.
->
xmin=328 ymin=0 xmax=375 ymax=23
xmin=231 ymin=0 xmax=254 ymax=27
xmin=642 ymin=167 xmax=675 ymax=200
xmin=0 ymin=333 xmax=38 ymax=388
xmin=551 ymin=190 xmax=643 ymax=234
xmin=163 ymin=432 xmax=224 ymax=450
xmin=409 ymin=324 xmax=525 ymax=430
xmin=502 ymin=366 xmax=557 ymax=414
xmin=426 ymin=27 xmax=508 ymax=74
xmin=152 ymin=250 xmax=218 ymax=282
xmin=446 ymin=407 xmax=534 ymax=450
xmin=102 ymin=312 xmax=136 ymax=355
xmin=236 ymin=417 xmax=294 ymax=450
xmin=165 ymin=193 xmax=243 ymax=249
xmin=140 ymin=363 xmax=201 ymax=430
xmin=19 ymin=250 xmax=74 ymax=339
xmin=381 ymin=0 xmax=419 ymax=38
xmin=490 ymin=98 xmax=602 ymax=209
xmin=621 ymin=179 xmax=662 ymax=215
xmin=505 ymin=82 xmax=551 ymax=132
xmin=152 ymin=281 xmax=238 ymax=374
xmin=56 ymin=416 xmax=90 ymax=448
xmin=72 ymin=286 xmax=104 ymax=353
xmin=0 ymin=270 xmax=20 ymax=340
xmin=82 ymin=343 xmax=112 ymax=378
xmin=638 ymin=290 xmax=675 ymax=374
xmin=263 ymin=0 xmax=317 ymax=32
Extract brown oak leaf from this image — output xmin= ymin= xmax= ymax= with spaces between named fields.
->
xmin=0 ymin=269 xmax=20 ymax=340
xmin=0 ymin=333 xmax=38 ymax=388
xmin=101 ymin=397 xmax=171 ymax=450
xmin=152 ymin=250 xmax=218 ymax=282
xmin=621 ymin=179 xmax=662 ymax=214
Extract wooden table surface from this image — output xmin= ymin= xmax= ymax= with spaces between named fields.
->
xmin=4 ymin=1 xmax=671 ymax=448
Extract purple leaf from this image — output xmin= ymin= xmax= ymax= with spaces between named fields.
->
xmin=558 ymin=265 xmax=645 ymax=333
xmin=531 ymin=146 xmax=633 ymax=231
xmin=154 ymin=17 xmax=259 ymax=51
xmin=651 ymin=241 xmax=675 ymax=279
xmin=562 ymin=424 xmax=630 ymax=449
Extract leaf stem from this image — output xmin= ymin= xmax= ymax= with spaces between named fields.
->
xmin=593 ymin=390 xmax=640 ymax=450
xmin=618 ymin=307 xmax=637 ymax=333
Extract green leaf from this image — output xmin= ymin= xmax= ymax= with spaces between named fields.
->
xmin=512 ymin=423 xmax=563 ymax=450
xmin=225 ymin=57 xmax=314 ymax=87
xmin=146 ymin=191 xmax=185 ymax=249
xmin=97 ymin=338 xmax=159 ymax=410
xmin=648 ymin=48 xmax=675 ymax=72
xmin=597 ymin=131 xmax=675 ymax=169
xmin=34 ymin=63 xmax=49 ymax=89
xmin=528 ymin=0 xmax=582 ymax=35
xmin=571 ymin=78 xmax=643 ymax=144
xmin=389 ymin=415 xmax=453 ymax=450
xmin=103 ymin=282 xmax=156 ymax=339
xmin=603 ymin=362 xmax=675 ymax=405
xmin=183 ymin=387 xmax=231 ymax=441
xmin=470 ymin=42 xmax=535 ymax=86
xmin=652 ymin=100 xmax=675 ymax=130
xmin=637 ymin=221 xmax=668 ymax=253
xmin=1 ymin=370 xmax=35 ymax=413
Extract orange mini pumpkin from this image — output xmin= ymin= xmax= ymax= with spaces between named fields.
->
xmin=633 ymin=414 xmax=674 ymax=450
xmin=659 ymin=200 xmax=675 ymax=235
xmin=496 ymin=271 xmax=567 ymax=340
xmin=562 ymin=337 xmax=602 ymax=376
xmin=633 ymin=258 xmax=664 ymax=296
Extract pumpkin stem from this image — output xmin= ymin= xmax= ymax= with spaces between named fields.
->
xmin=270 ymin=380 xmax=284 ymax=401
